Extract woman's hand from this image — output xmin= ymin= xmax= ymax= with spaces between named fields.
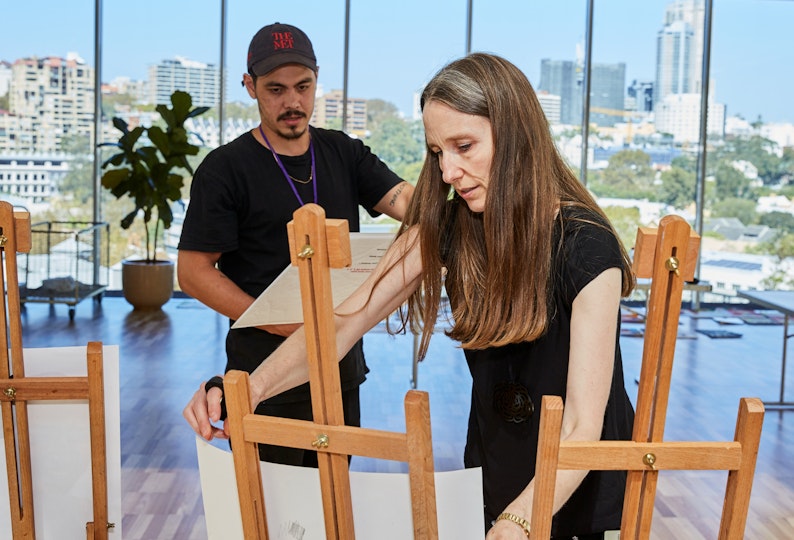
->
xmin=485 ymin=518 xmax=530 ymax=539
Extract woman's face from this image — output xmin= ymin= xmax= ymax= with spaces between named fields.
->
xmin=423 ymin=101 xmax=494 ymax=213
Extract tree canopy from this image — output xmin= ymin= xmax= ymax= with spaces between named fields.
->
xmin=659 ymin=166 xmax=695 ymax=209
xmin=363 ymin=100 xmax=424 ymax=184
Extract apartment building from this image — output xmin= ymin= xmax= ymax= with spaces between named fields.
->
xmin=6 ymin=53 xmax=94 ymax=154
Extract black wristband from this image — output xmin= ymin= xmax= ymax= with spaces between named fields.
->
xmin=204 ymin=376 xmax=228 ymax=421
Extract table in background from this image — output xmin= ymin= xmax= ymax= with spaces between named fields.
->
xmin=737 ymin=289 xmax=794 ymax=410
xmin=623 ymin=279 xmax=713 ymax=320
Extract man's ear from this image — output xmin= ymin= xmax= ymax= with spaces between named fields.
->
xmin=242 ymin=73 xmax=256 ymax=98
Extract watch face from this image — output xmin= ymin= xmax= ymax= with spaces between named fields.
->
xmin=492 ymin=381 xmax=534 ymax=424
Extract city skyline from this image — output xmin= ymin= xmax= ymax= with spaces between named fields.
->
xmin=2 ymin=1 xmax=793 ymax=124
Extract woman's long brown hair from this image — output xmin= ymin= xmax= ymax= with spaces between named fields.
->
xmin=391 ymin=53 xmax=634 ymax=360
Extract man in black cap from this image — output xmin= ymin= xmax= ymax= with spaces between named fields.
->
xmin=179 ymin=22 xmax=413 ymax=466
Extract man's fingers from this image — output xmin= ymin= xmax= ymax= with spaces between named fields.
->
xmin=206 ymin=386 xmax=223 ymax=422
xmin=183 ymin=382 xmax=227 ymax=441
xmin=183 ymin=388 xmax=211 ymax=439
xmin=210 ymin=425 xmax=229 ymax=440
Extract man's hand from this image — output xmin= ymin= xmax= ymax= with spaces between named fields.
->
xmin=183 ymin=379 xmax=229 ymax=441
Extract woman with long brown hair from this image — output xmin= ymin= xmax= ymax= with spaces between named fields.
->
xmin=186 ymin=52 xmax=636 ymax=539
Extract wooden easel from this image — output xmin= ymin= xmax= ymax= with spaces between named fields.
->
xmin=529 ymin=215 xmax=764 ymax=539
xmin=225 ymin=203 xmax=438 ymax=539
xmin=625 ymin=214 xmax=704 ymax=533
xmin=530 ymin=395 xmax=763 ymax=539
xmin=0 ymin=201 xmax=112 ymax=539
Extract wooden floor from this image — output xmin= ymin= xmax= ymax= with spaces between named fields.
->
xmin=16 ymin=296 xmax=794 ymax=539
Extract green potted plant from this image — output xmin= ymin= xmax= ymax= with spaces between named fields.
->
xmin=101 ymin=90 xmax=208 ymax=309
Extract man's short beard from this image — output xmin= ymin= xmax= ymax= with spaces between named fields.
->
xmin=259 ymin=106 xmax=309 ymax=141
xmin=278 ymin=126 xmax=307 ymax=140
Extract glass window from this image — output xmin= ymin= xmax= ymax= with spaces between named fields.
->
xmin=586 ymin=1 xmax=674 ymax=252
xmin=102 ymin=0 xmax=219 ymax=283
xmin=710 ymin=0 xmax=794 ymax=293
xmin=5 ymin=0 xmax=792 ymax=298
xmin=586 ymin=0 xmax=794 ymax=296
xmin=347 ymin=0 xmax=464 ymax=230
xmin=1 ymin=1 xmax=95 ymax=207
xmin=1 ymin=1 xmax=103 ymax=299
xmin=350 ymin=0 xmax=464 ymax=121
xmin=473 ymin=1 xmax=586 ymax=177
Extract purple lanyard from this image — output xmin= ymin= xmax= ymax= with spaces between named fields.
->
xmin=258 ymin=124 xmax=317 ymax=206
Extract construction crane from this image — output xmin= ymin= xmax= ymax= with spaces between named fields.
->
xmin=589 ymin=107 xmax=641 ymax=144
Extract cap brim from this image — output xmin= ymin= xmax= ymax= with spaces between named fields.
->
xmin=249 ymin=53 xmax=317 ymax=76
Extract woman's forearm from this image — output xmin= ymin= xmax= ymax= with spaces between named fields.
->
xmin=247 ymin=312 xmax=372 ymax=403
xmin=248 ymin=229 xmax=423 ymax=405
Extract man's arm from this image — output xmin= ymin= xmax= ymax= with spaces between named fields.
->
xmin=373 ymin=181 xmax=414 ymax=221
xmin=177 ymin=249 xmax=300 ymax=336
xmin=178 ymin=250 xmax=251 ymax=321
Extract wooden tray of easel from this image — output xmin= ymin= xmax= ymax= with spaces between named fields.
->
xmin=0 ymin=201 xmax=112 ymax=539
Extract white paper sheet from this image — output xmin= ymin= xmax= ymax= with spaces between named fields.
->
xmin=196 ymin=437 xmax=484 ymax=539
xmin=232 ymin=233 xmax=394 ymax=328
xmin=0 ymin=346 xmax=122 ymax=539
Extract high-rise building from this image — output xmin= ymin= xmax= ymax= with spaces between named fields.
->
xmin=655 ymin=20 xmax=694 ymax=105
xmin=0 ymin=61 xmax=12 ymax=98
xmin=103 ymin=76 xmax=148 ymax=103
xmin=536 ymin=91 xmax=561 ymax=125
xmin=655 ymin=0 xmax=705 ymax=108
xmin=0 ymin=153 xmax=69 ymax=204
xmin=311 ymin=89 xmax=368 ymax=136
xmin=540 ymin=59 xmax=626 ymax=127
xmin=627 ymin=80 xmax=655 ymax=112
xmin=147 ymin=57 xmax=220 ymax=108
xmin=655 ymin=93 xmax=725 ymax=143
xmin=590 ymin=63 xmax=627 ymax=127
xmin=5 ymin=54 xmax=95 ymax=154
xmin=0 ymin=111 xmax=19 ymax=153
xmin=539 ymin=59 xmax=582 ymax=126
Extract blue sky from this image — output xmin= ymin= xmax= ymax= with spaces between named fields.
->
xmin=2 ymin=0 xmax=793 ymax=123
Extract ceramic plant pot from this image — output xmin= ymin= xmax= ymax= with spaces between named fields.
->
xmin=121 ymin=259 xmax=174 ymax=310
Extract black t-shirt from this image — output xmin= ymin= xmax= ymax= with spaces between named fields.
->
xmin=457 ymin=207 xmax=635 ymax=536
xmin=179 ymin=127 xmax=403 ymax=402
xmin=179 ymin=127 xmax=402 ymax=298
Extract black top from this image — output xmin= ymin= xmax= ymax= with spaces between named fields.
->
xmin=179 ymin=127 xmax=402 ymax=297
xmin=179 ymin=127 xmax=403 ymax=402
xmin=452 ymin=207 xmax=635 ymax=536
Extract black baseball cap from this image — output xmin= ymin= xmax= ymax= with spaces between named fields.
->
xmin=247 ymin=22 xmax=317 ymax=76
